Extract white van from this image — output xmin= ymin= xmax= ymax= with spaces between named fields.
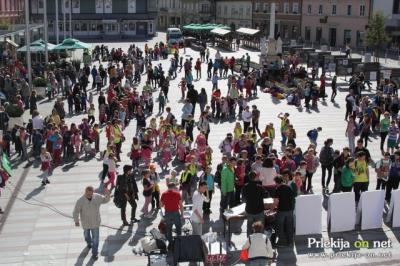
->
xmin=166 ymin=27 xmax=184 ymax=47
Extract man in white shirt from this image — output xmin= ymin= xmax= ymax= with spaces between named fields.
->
xmin=190 ymin=181 xmax=209 ymax=236
xmin=73 ymin=186 xmax=110 ymax=260
xmin=241 ymin=106 xmax=252 ymax=132
xmin=32 ymin=110 xmax=44 ymax=130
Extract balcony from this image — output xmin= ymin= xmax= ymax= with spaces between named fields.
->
xmin=0 ymin=10 xmax=23 ymax=18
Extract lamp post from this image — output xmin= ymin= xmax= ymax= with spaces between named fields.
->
xmin=24 ymin=0 xmax=32 ymax=88
xmin=55 ymin=0 xmax=59 ymax=44
xmin=63 ymin=0 xmax=66 ymax=39
xmin=69 ymin=0 xmax=72 ymax=37
xmin=44 ymin=0 xmax=49 ymax=65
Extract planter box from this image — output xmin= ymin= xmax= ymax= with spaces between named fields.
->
xmin=8 ymin=116 xmax=24 ymax=129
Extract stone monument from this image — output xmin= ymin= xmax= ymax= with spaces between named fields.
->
xmin=276 ymin=36 xmax=283 ymax=54
xmin=265 ymin=3 xmax=281 ymax=62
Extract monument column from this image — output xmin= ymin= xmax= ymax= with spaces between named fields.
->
xmin=269 ymin=2 xmax=275 ymax=39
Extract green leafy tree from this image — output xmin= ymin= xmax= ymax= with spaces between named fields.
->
xmin=365 ymin=12 xmax=390 ymax=62
xmin=230 ymin=23 xmax=236 ymax=32
xmin=0 ymin=19 xmax=11 ymax=30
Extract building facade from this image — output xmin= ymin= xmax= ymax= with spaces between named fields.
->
xmin=157 ymin=0 xmax=182 ymax=30
xmin=301 ymin=0 xmax=371 ymax=48
xmin=373 ymin=0 xmax=400 ymax=47
xmin=30 ymin=0 xmax=158 ymax=40
xmin=215 ymin=0 xmax=252 ymax=29
xmin=181 ymin=0 xmax=214 ymax=25
xmin=252 ymin=0 xmax=301 ymax=41
xmin=0 ymin=0 xmax=24 ymax=24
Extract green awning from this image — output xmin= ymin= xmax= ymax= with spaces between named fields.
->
xmin=17 ymin=39 xmax=55 ymax=53
xmin=52 ymin=38 xmax=91 ymax=50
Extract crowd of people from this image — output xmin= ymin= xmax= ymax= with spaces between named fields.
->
xmin=0 ymin=37 xmax=399 ymax=264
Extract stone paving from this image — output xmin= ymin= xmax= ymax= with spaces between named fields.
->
xmin=0 ymin=33 xmax=400 ymax=265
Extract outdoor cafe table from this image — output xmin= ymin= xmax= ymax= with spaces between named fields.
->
xmin=222 ymin=198 xmax=275 ymax=248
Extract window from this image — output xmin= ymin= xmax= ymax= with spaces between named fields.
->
xmin=305 ymin=26 xmax=311 ymax=41
xmin=292 ymin=26 xmax=298 ymax=38
xmin=332 ymin=4 xmax=336 ymax=15
xmin=239 ymin=5 xmax=244 ymax=18
xmin=31 ymin=0 xmax=38 ymax=14
xmin=344 ymin=30 xmax=352 ymax=45
xmin=217 ymin=5 xmax=221 ymax=15
xmin=224 ymin=5 xmax=228 ymax=15
xmin=81 ymin=23 xmax=87 ymax=31
xmin=347 ymin=5 xmax=352 ymax=15
xmin=201 ymin=4 xmax=210 ymax=13
xmin=360 ymin=5 xmax=365 ymax=16
xmin=275 ymin=3 xmax=279 ymax=12
xmin=284 ymin=2 xmax=289 ymax=14
xmin=246 ymin=7 xmax=250 ymax=16
xmin=231 ymin=7 xmax=235 ymax=16
xmin=307 ymin=4 xmax=312 ymax=14
xmin=394 ymin=0 xmax=400 ymax=14
xmin=316 ymin=27 xmax=322 ymax=43
xmin=318 ymin=4 xmax=323 ymax=15
xmin=96 ymin=0 xmax=103 ymax=14
xmin=129 ymin=22 xmax=135 ymax=31
xmin=255 ymin=2 xmax=260 ymax=12
xmin=282 ymin=25 xmax=288 ymax=38
xmin=264 ymin=3 xmax=269 ymax=12
xmin=292 ymin=3 xmax=299 ymax=14
xmin=104 ymin=0 xmax=112 ymax=14
xmin=356 ymin=31 xmax=364 ymax=46
xmin=128 ymin=0 xmax=136 ymax=13
xmin=71 ymin=0 xmax=80 ymax=13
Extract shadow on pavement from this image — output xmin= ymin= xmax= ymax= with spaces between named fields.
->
xmin=24 ymin=186 xmax=45 ymax=200
xmin=101 ymin=225 xmax=133 ymax=262
xmin=73 ymin=246 xmax=90 ymax=266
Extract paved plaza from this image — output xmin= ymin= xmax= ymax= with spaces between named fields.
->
xmin=0 ymin=33 xmax=400 ymax=265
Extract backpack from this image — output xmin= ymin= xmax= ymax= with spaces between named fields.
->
xmin=353 ymin=123 xmax=360 ymax=137
xmin=307 ymin=130 xmax=313 ymax=138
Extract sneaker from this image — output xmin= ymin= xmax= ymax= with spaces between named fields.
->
xmin=91 ymin=254 xmax=98 ymax=260
xmin=41 ymin=181 xmax=46 ymax=186
xmin=46 ymin=180 xmax=50 ymax=184
xmin=144 ymin=214 xmax=153 ymax=219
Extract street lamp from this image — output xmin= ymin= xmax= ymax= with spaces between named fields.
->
xmin=63 ymin=0 xmax=66 ymax=39
xmin=44 ymin=0 xmax=49 ymax=66
xmin=69 ymin=0 xmax=72 ymax=37
xmin=56 ymin=0 xmax=59 ymax=44
xmin=24 ymin=0 xmax=32 ymax=88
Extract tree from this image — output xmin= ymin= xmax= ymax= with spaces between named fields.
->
xmin=0 ymin=19 xmax=11 ymax=31
xmin=365 ymin=12 xmax=390 ymax=62
xmin=230 ymin=23 xmax=236 ymax=32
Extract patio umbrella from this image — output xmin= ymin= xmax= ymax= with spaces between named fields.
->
xmin=17 ymin=39 xmax=55 ymax=53
xmin=52 ymin=38 xmax=91 ymax=50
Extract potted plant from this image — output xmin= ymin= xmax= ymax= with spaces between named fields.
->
xmin=5 ymin=104 xmax=24 ymax=129
xmin=33 ymin=77 xmax=48 ymax=98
